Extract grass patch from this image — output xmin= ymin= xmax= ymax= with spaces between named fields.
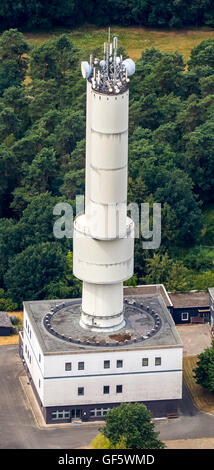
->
xmin=24 ymin=25 xmax=214 ymax=61
xmin=183 ymin=355 xmax=214 ymax=414
xmin=0 ymin=311 xmax=23 ymax=347
xmin=0 ymin=334 xmax=19 ymax=346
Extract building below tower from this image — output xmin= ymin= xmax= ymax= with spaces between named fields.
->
xmin=20 ymin=293 xmax=183 ymax=424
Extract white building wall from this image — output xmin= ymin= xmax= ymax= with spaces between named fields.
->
xmin=23 ymin=307 xmax=44 ymax=403
xmin=42 ymin=346 xmax=182 ymax=407
xmin=43 ymin=370 xmax=182 ymax=407
xmin=44 ymin=347 xmax=182 ymax=377
xmin=22 ymin=308 xmax=183 ymax=409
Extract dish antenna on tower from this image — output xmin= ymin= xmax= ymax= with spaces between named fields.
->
xmin=80 ymin=28 xmax=135 ymax=94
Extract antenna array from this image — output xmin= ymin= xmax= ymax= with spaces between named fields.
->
xmin=81 ymin=30 xmax=135 ymax=95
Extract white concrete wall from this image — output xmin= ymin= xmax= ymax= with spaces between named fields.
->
xmin=23 ymin=307 xmax=44 ymax=403
xmin=44 ymin=347 xmax=182 ymax=377
xmin=43 ymin=370 xmax=182 ymax=407
xmin=42 ymin=346 xmax=183 ymax=407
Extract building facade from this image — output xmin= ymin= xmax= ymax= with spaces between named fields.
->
xmin=21 ymin=295 xmax=183 ymax=424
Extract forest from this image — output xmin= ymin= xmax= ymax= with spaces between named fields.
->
xmin=1 ymin=28 xmax=214 ymax=309
xmin=1 ymin=1 xmax=214 ymax=30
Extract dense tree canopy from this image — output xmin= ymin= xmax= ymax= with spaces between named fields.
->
xmin=1 ymin=29 xmax=214 ymax=306
xmin=0 ymin=1 xmax=214 ymax=30
xmin=194 ymin=341 xmax=214 ymax=393
xmin=100 ymin=402 xmax=165 ymax=449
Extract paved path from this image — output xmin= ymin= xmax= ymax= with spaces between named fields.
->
xmin=1 ymin=345 xmax=214 ymax=448
xmin=156 ymin=382 xmax=214 ymax=441
xmin=176 ymin=324 xmax=211 ymax=356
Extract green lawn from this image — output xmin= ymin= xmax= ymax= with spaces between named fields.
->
xmin=24 ymin=25 xmax=214 ymax=61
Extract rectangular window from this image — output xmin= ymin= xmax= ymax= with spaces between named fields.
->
xmin=78 ymin=387 xmax=84 ymax=396
xmin=116 ymin=360 xmax=123 ymax=368
xmin=103 ymin=385 xmax=110 ymax=394
xmin=65 ymin=362 xmax=72 ymax=371
xmin=181 ymin=312 xmax=189 ymax=321
xmin=104 ymin=360 xmax=110 ymax=369
xmin=116 ymin=385 xmax=123 ymax=393
xmin=78 ymin=362 xmax=84 ymax=370
xmin=155 ymin=357 xmax=161 ymax=366
xmin=39 ymin=353 xmax=41 ymax=363
xmin=52 ymin=410 xmax=70 ymax=420
xmin=90 ymin=408 xmax=110 ymax=417
xmin=142 ymin=358 xmax=149 ymax=367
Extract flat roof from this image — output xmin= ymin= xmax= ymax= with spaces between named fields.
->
xmin=169 ymin=291 xmax=209 ymax=308
xmin=24 ymin=294 xmax=183 ymax=355
xmin=124 ymin=284 xmax=172 ymax=308
xmin=0 ymin=312 xmax=12 ymax=328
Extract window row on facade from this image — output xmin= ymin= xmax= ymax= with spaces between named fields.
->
xmin=25 ymin=344 xmax=32 ymax=364
xmin=77 ymin=385 xmax=123 ymax=396
xmin=51 ymin=408 xmax=110 ymax=420
xmin=25 ymin=319 xmax=32 ymax=340
xmin=64 ymin=357 xmax=162 ymax=371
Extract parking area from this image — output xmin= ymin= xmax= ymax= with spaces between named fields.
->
xmin=176 ymin=323 xmax=212 ymax=356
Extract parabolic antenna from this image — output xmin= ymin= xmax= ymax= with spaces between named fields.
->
xmin=122 ymin=58 xmax=135 ymax=77
xmin=81 ymin=61 xmax=92 ymax=79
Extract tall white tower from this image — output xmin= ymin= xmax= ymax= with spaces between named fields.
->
xmin=73 ymin=33 xmax=135 ymax=332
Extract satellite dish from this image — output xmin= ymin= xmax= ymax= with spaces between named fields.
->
xmin=99 ymin=59 xmax=106 ymax=68
xmin=122 ymin=58 xmax=135 ymax=76
xmin=81 ymin=61 xmax=92 ymax=79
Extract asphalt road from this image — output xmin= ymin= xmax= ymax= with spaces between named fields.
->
xmin=0 ymin=345 xmax=214 ymax=449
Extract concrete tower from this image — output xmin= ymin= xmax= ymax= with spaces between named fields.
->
xmin=73 ymin=34 xmax=136 ymax=332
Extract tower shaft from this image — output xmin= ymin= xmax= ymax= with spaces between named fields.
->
xmin=73 ymin=37 xmax=135 ymax=332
